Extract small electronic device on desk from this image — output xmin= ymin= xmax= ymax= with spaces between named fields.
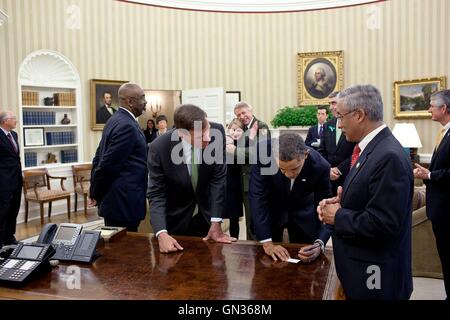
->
xmin=36 ymin=223 xmax=102 ymax=263
xmin=95 ymin=226 xmax=127 ymax=242
xmin=0 ymin=243 xmax=55 ymax=284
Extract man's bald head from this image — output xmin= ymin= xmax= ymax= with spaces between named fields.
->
xmin=118 ymin=83 xmax=147 ymax=118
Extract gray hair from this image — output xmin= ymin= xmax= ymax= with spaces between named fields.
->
xmin=328 ymin=91 xmax=340 ymax=99
xmin=234 ymin=101 xmax=253 ymax=112
xmin=431 ymin=90 xmax=450 ymax=113
xmin=273 ymin=133 xmax=307 ymax=162
xmin=0 ymin=111 xmax=13 ymax=124
xmin=338 ymin=84 xmax=383 ymax=122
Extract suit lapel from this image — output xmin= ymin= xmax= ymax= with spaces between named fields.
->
xmin=431 ymin=131 xmax=450 ymax=164
xmin=0 ymin=130 xmax=18 ymax=155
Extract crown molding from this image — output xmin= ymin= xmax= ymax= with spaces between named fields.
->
xmin=0 ymin=9 xmax=8 ymax=26
xmin=122 ymin=0 xmax=383 ymax=12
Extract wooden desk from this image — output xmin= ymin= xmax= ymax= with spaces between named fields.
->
xmin=0 ymin=233 xmax=341 ymax=300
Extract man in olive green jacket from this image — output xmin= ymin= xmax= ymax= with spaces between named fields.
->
xmin=231 ymin=102 xmax=270 ymax=240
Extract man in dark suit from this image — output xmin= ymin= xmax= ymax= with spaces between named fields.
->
xmin=233 ymin=101 xmax=270 ymax=240
xmin=305 ymin=105 xmax=328 ymax=150
xmin=413 ymin=89 xmax=450 ymax=300
xmin=96 ymin=91 xmax=116 ymax=124
xmin=147 ymin=104 xmax=236 ymax=253
xmin=318 ymin=91 xmax=356 ymax=195
xmin=319 ymin=85 xmax=413 ymax=299
xmin=249 ymin=133 xmax=332 ymax=262
xmin=0 ymin=111 xmax=22 ymax=248
xmin=89 ymin=83 xmax=148 ymax=231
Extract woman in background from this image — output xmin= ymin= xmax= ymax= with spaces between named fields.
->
xmin=144 ymin=119 xmax=157 ymax=144
xmin=224 ymin=118 xmax=245 ymax=239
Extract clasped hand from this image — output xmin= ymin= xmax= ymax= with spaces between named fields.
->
xmin=317 ymin=186 xmax=343 ymax=225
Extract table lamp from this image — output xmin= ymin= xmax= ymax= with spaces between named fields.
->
xmin=392 ymin=123 xmax=422 ymax=163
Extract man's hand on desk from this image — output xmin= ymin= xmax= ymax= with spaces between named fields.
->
xmin=157 ymin=232 xmax=184 ymax=253
xmin=262 ymin=242 xmax=290 ymax=262
xmin=203 ymin=222 xmax=237 ymax=243
xmin=298 ymin=244 xmax=321 ymax=263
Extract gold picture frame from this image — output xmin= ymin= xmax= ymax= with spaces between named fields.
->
xmin=90 ymin=79 xmax=128 ymax=131
xmin=297 ymin=50 xmax=343 ymax=105
xmin=393 ymin=77 xmax=446 ymax=119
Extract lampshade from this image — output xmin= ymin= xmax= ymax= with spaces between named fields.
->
xmin=392 ymin=123 xmax=422 ymax=148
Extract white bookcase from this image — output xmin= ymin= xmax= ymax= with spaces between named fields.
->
xmin=18 ymin=50 xmax=83 ymax=169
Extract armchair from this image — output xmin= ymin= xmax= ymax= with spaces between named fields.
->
xmin=72 ymin=164 xmax=92 ymax=215
xmin=411 ymin=186 xmax=443 ymax=279
xmin=22 ymin=169 xmax=71 ymax=224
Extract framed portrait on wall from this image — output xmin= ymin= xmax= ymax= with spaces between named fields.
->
xmin=90 ymin=79 xmax=128 ymax=131
xmin=297 ymin=50 xmax=343 ymax=105
xmin=393 ymin=76 xmax=446 ymax=119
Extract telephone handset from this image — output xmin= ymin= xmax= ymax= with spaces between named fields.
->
xmin=37 ymin=223 xmax=101 ymax=263
xmin=0 ymin=243 xmax=55 ymax=284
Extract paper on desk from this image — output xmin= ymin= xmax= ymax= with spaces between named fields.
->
xmin=287 ymin=258 xmax=300 ymax=264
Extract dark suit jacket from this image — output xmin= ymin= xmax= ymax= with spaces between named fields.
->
xmin=305 ymin=124 xmax=323 ymax=149
xmin=96 ymin=105 xmax=115 ymax=124
xmin=333 ymin=127 xmax=413 ymax=300
xmin=425 ymin=127 xmax=450 ymax=222
xmin=248 ymin=146 xmax=333 ymax=243
xmin=147 ymin=123 xmax=227 ymax=235
xmin=90 ymin=108 xmax=148 ymax=225
xmin=0 ymin=130 xmax=22 ymax=194
xmin=318 ymin=118 xmax=356 ymax=189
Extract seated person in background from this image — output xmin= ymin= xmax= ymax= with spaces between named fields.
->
xmin=224 ymin=118 xmax=245 ymax=239
xmin=249 ymin=133 xmax=332 ymax=262
xmin=305 ymin=105 xmax=328 ymax=150
xmin=155 ymin=114 xmax=168 ymax=137
xmin=144 ymin=119 xmax=157 ymax=144
xmin=147 ymin=104 xmax=236 ymax=253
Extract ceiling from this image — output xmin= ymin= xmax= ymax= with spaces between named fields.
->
xmin=122 ymin=0 xmax=384 ymax=12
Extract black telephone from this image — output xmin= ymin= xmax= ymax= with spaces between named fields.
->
xmin=0 ymin=242 xmax=55 ymax=284
xmin=37 ymin=223 xmax=101 ymax=263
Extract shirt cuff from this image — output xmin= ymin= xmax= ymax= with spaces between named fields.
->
xmin=428 ymin=172 xmax=431 ymax=180
xmin=259 ymin=238 xmax=272 ymax=244
xmin=211 ymin=218 xmax=223 ymax=223
xmin=314 ymin=239 xmax=325 ymax=253
xmin=155 ymin=229 xmax=168 ymax=238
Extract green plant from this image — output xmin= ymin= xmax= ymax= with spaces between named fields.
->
xmin=271 ymin=105 xmax=331 ymax=128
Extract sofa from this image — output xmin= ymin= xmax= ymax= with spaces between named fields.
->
xmin=412 ymin=185 xmax=443 ymax=279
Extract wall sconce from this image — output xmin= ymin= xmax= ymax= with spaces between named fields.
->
xmin=148 ymin=95 xmax=162 ymax=118
xmin=392 ymin=123 xmax=422 ymax=163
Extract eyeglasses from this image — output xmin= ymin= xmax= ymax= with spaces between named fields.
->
xmin=335 ymin=110 xmax=356 ymax=120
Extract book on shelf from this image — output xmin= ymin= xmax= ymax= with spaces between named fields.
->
xmin=22 ymin=91 xmax=39 ymax=105
xmin=53 ymin=92 xmax=76 ymax=106
xmin=46 ymin=131 xmax=75 ymax=145
xmin=24 ymin=152 xmax=37 ymax=167
xmin=60 ymin=149 xmax=78 ymax=163
xmin=23 ymin=111 xmax=56 ymax=125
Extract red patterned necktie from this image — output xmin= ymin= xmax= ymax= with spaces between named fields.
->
xmin=350 ymin=144 xmax=361 ymax=168
xmin=7 ymin=133 xmax=18 ymax=153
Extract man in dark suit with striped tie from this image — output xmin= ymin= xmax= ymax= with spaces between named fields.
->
xmin=0 ymin=111 xmax=22 ymax=248
xmin=413 ymin=89 xmax=450 ymax=300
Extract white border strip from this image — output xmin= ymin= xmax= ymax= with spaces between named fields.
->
xmin=122 ymin=0 xmax=381 ymax=12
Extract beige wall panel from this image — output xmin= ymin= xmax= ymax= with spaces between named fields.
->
xmin=0 ymin=0 xmax=449 ymax=157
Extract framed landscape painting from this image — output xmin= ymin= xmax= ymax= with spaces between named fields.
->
xmin=393 ymin=77 xmax=446 ymax=119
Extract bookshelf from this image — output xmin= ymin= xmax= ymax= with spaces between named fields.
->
xmin=18 ymin=50 xmax=83 ymax=169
